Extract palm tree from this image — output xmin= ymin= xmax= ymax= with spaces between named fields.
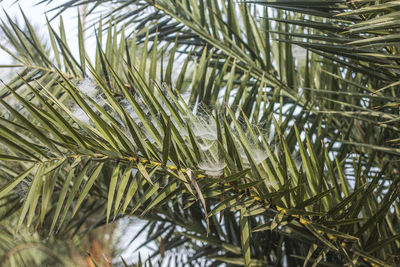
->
xmin=0 ymin=0 xmax=399 ymax=266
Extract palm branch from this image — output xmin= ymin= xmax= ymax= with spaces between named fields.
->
xmin=0 ymin=0 xmax=399 ymax=266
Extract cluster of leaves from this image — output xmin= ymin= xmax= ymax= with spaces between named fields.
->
xmin=0 ymin=0 xmax=399 ymax=266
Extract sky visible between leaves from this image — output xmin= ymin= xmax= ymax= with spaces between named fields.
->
xmin=0 ymin=1 xmax=78 ymax=62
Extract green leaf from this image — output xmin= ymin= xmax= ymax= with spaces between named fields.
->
xmin=114 ymin=162 xmax=133 ymax=217
xmin=50 ymin=159 xmax=79 ymax=233
xmin=162 ymin=117 xmax=172 ymax=165
xmin=72 ymin=163 xmax=104 ymax=217
xmin=140 ymin=181 xmax=178 ymax=216
xmin=240 ymin=207 xmax=251 ymax=267
xmin=130 ymin=183 xmax=160 ymax=215
xmin=107 ymin=162 xmax=121 ymax=223
xmin=295 ymin=187 xmax=335 ymax=210
xmin=225 ymin=169 xmax=251 ymax=183
xmin=137 ymin=162 xmax=154 ymax=186
xmin=17 ymin=164 xmax=44 ymax=230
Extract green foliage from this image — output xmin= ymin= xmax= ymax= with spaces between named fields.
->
xmin=0 ymin=0 xmax=399 ymax=266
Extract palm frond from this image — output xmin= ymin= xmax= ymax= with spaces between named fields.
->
xmin=1 ymin=1 xmax=399 ymax=266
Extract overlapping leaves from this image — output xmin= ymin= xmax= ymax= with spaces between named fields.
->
xmin=0 ymin=0 xmax=399 ymax=266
